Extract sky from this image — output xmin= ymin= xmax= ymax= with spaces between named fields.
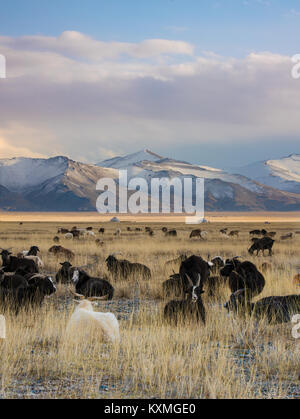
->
xmin=0 ymin=0 xmax=300 ymax=168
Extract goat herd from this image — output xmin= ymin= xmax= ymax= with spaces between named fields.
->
xmin=0 ymin=224 xmax=300 ymax=344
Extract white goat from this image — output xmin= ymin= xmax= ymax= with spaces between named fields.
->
xmin=66 ymin=293 xmax=120 ymax=343
xmin=85 ymin=231 xmax=95 ymax=238
xmin=64 ymin=232 xmax=74 ymax=240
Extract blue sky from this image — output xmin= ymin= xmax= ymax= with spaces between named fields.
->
xmin=1 ymin=0 xmax=300 ymax=56
xmin=0 ymin=0 xmax=300 ymax=166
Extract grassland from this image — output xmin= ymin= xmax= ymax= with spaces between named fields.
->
xmin=0 ymin=218 xmax=299 ymax=399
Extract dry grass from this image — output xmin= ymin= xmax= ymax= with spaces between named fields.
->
xmin=0 ymin=219 xmax=299 ymax=399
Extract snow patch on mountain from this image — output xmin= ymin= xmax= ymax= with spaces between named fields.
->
xmin=229 ymin=154 xmax=300 ymax=193
xmin=98 ymin=149 xmax=163 ymax=169
xmin=0 ymin=156 xmax=68 ymax=192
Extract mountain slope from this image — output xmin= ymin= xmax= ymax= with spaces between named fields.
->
xmin=229 ymin=154 xmax=300 ymax=194
xmin=0 ymin=157 xmax=119 ymax=211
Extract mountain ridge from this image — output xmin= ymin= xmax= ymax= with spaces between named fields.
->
xmin=1 ymin=151 xmax=300 ymax=211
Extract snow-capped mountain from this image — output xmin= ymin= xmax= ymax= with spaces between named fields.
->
xmin=229 ymin=154 xmax=300 ymax=194
xmin=96 ymin=150 xmax=300 ymax=211
xmin=1 ymin=151 xmax=300 ymax=211
xmin=98 ymin=149 xmax=163 ymax=169
xmin=0 ymin=156 xmax=118 ymax=211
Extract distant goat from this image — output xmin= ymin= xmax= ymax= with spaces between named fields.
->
xmin=248 ymin=237 xmax=275 ymax=256
xmin=165 ymin=230 xmax=177 ymax=237
xmin=189 ymin=229 xmax=204 ymax=239
xmin=106 ymin=255 xmax=151 ymax=280
xmin=48 ymin=246 xmax=74 ymax=260
xmin=280 ymin=233 xmax=294 ymax=241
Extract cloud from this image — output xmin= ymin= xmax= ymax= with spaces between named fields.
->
xmin=0 ymin=31 xmax=299 ymax=162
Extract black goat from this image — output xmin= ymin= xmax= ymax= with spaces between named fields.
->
xmin=56 ymin=261 xmax=73 ymax=284
xmin=72 ymin=269 xmax=114 ymax=299
xmin=225 ymin=290 xmax=300 ymax=324
xmin=248 ymin=237 xmax=275 ymax=256
xmin=162 ymin=273 xmax=185 ymax=298
xmin=106 ymin=255 xmax=151 ymax=280
xmin=164 ymin=274 xmax=206 ymax=324
xmin=179 ymin=255 xmax=211 ymax=287
xmin=165 ymin=230 xmax=177 ymax=237
xmin=221 ymin=259 xmax=265 ymax=298
xmin=0 ymin=271 xmax=56 ymax=314
xmin=0 ymin=249 xmax=38 ymax=275
xmin=27 ymin=246 xmax=40 ymax=256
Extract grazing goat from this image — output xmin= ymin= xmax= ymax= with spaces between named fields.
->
xmin=0 ymin=249 xmax=38 ymax=275
xmin=114 ymin=229 xmax=121 ymax=237
xmin=280 ymin=233 xmax=294 ymax=241
xmin=106 ymin=255 xmax=151 ymax=280
xmin=58 ymin=228 xmax=69 ymax=234
xmin=99 ymin=228 xmax=105 ymax=234
xmin=228 ymin=230 xmax=239 ymax=237
xmin=225 ymin=290 xmax=300 ymax=324
xmin=48 ymin=246 xmax=74 ymax=260
xmin=67 ymin=293 xmax=119 ymax=342
xmin=165 ymin=230 xmax=177 ymax=237
xmin=164 ymin=274 xmax=206 ymax=324
xmin=248 ymin=237 xmax=275 ymax=256
xmin=189 ymin=229 xmax=204 ymax=239
xmin=162 ymin=227 xmax=168 ymax=233
xmin=72 ymin=269 xmax=114 ymax=300
xmin=221 ymin=259 xmax=265 ymax=298
xmin=53 ymin=236 xmax=60 ymax=243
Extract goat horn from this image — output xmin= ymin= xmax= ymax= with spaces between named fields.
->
xmin=87 ymin=295 xmax=109 ymax=301
xmin=185 ymin=274 xmax=193 ymax=287
xmin=196 ymin=273 xmax=201 ymax=288
xmin=70 ymin=290 xmax=85 ymax=300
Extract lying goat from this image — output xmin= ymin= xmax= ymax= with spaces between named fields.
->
xmin=72 ymin=269 xmax=114 ymax=300
xmin=67 ymin=292 xmax=120 ymax=342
